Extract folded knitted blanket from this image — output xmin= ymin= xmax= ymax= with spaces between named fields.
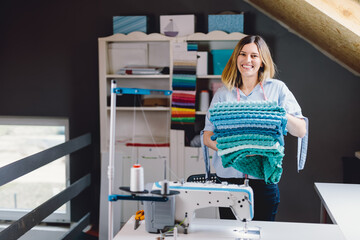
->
xmin=210 ymin=101 xmax=287 ymax=184
xmin=211 ymin=113 xmax=287 ymax=128
xmin=210 ymin=101 xmax=286 ymax=113
xmin=211 ymin=109 xmax=286 ymax=116
xmin=210 ymin=102 xmax=285 ymax=111
xmin=222 ymin=147 xmax=284 ymax=184
xmin=212 ymin=127 xmax=284 ymax=146
xmin=218 ymin=142 xmax=281 ymax=156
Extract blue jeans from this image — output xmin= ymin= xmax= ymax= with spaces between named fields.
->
xmin=217 ymin=176 xmax=280 ymax=221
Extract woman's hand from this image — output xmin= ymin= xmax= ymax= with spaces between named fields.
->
xmin=286 ymin=114 xmax=306 ymax=138
xmin=203 ymin=131 xmax=218 ymax=151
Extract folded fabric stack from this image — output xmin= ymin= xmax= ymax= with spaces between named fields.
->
xmin=210 ymin=101 xmax=288 ymax=184
xmin=172 ymin=74 xmax=196 ymax=90
xmin=171 ymin=45 xmax=197 ymax=125
xmin=171 ymin=90 xmax=196 ymax=124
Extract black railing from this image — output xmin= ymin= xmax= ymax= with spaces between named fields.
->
xmin=0 ymin=133 xmax=92 ymax=240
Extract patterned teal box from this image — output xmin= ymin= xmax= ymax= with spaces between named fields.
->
xmin=208 ymin=14 xmax=244 ymax=33
xmin=113 ymin=16 xmax=147 ymax=34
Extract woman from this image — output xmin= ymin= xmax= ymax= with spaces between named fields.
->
xmin=202 ymin=35 xmax=308 ymax=221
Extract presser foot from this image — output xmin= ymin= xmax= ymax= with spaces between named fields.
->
xmin=234 ymin=224 xmax=261 ymax=240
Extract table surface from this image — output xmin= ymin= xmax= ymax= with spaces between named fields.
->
xmin=315 ymin=182 xmax=360 ymax=240
xmin=114 ymin=216 xmax=345 ymax=240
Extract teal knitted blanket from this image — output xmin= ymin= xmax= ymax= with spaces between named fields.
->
xmin=210 ymin=101 xmax=287 ymax=184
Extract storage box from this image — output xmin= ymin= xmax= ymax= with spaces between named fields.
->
xmin=211 ymin=49 xmax=233 ymax=75
xmin=208 ymin=14 xmax=244 ymax=33
xmin=142 ymin=98 xmax=169 ymax=107
xmin=160 ymin=15 xmax=195 ymax=37
xmin=113 ymin=16 xmax=147 ymax=34
xmin=196 ymin=52 xmax=208 ymax=76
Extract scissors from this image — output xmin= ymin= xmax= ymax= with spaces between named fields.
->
xmin=134 ymin=210 xmax=145 ymax=230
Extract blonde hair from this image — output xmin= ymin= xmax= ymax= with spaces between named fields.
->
xmin=221 ymin=35 xmax=276 ymax=90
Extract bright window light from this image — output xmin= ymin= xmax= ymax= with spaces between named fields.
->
xmin=0 ymin=117 xmax=69 ymax=223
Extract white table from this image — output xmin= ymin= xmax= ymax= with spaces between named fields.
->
xmin=315 ymin=182 xmax=360 ymax=240
xmin=114 ymin=216 xmax=345 ymax=240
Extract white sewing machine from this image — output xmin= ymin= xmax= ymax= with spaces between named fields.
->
xmin=144 ymin=180 xmax=255 ymax=236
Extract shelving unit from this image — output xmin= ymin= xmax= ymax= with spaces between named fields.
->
xmin=98 ymin=33 xmax=174 ymax=240
xmin=99 ymin=31 xmax=246 ymax=152
xmin=99 ymin=32 xmax=173 ymax=154
xmin=98 ymin=31 xmax=246 ymax=239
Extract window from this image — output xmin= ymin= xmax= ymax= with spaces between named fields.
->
xmin=0 ymin=116 xmax=70 ymax=223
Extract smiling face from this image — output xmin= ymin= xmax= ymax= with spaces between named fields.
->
xmin=237 ymin=43 xmax=263 ymax=80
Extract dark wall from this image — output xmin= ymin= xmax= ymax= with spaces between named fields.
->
xmin=0 ymin=0 xmax=103 ymax=223
xmin=1 ymin=0 xmax=359 ymax=225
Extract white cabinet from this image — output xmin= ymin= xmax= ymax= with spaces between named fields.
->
xmin=99 ymin=31 xmax=246 ymax=154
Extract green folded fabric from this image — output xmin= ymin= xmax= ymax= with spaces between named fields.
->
xmin=221 ymin=147 xmax=284 ymax=184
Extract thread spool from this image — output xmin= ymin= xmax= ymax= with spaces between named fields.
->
xmin=130 ymin=164 xmax=144 ymax=192
xmin=200 ymin=90 xmax=209 ymax=112
xmin=161 ymin=180 xmax=170 ymax=195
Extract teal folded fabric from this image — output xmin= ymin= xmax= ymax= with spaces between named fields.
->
xmin=210 ymin=100 xmax=285 ymax=110
xmin=212 ymin=127 xmax=284 ymax=146
xmin=217 ymin=134 xmax=279 ymax=151
xmin=222 ymin=147 xmax=284 ymax=184
xmin=209 ymin=101 xmax=287 ymax=184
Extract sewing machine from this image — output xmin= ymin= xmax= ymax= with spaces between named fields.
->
xmin=144 ymin=180 xmax=254 ymax=235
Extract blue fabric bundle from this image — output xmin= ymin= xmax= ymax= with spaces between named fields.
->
xmin=172 ymin=74 xmax=197 ymax=90
xmin=210 ymin=101 xmax=287 ymax=184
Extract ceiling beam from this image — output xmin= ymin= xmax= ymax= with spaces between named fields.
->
xmin=245 ymin=0 xmax=360 ymax=76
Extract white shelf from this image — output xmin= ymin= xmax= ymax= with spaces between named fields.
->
xmin=99 ymin=32 xmax=173 ymax=154
xmin=99 ymin=31 xmax=243 ymax=153
xmin=107 ymin=74 xmax=220 ymax=79
xmin=197 ymin=75 xmax=221 ymax=79
xmin=106 ymin=106 xmax=170 ymax=111
xmin=184 ymin=31 xmax=246 ymax=41
xmin=196 ymin=111 xmax=207 ymax=115
xmin=99 ymin=32 xmax=172 ymax=42
xmin=99 ymin=31 xmax=246 ymax=42
xmin=106 ymin=74 xmax=170 ymax=79
xmin=115 ymin=136 xmax=170 ymax=146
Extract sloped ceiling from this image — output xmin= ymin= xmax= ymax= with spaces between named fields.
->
xmin=245 ymin=0 xmax=360 ymax=76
